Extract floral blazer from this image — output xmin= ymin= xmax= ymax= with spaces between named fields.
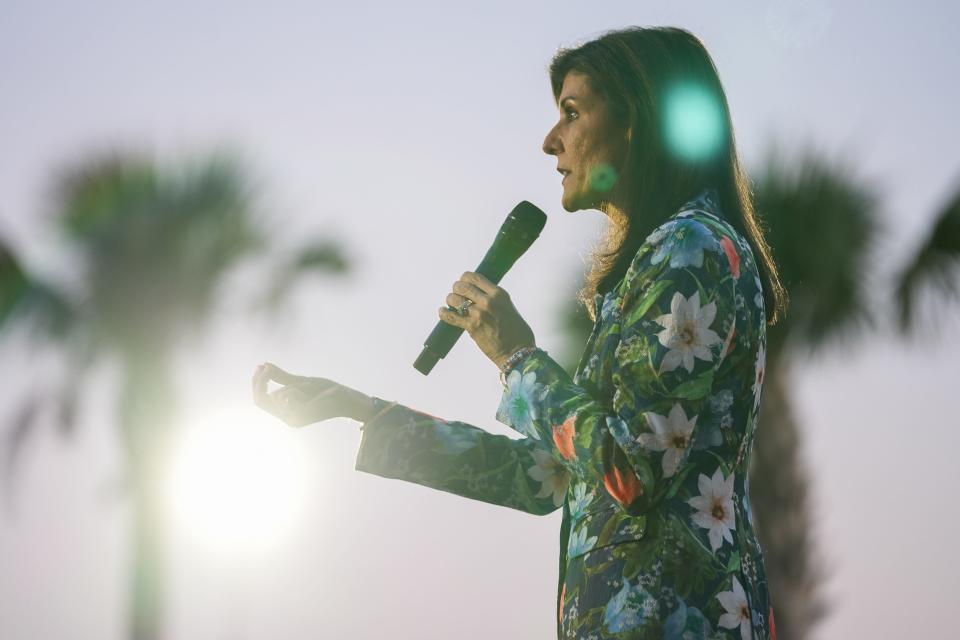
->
xmin=354 ymin=187 xmax=775 ymax=639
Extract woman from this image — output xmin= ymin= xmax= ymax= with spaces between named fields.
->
xmin=253 ymin=26 xmax=787 ymax=639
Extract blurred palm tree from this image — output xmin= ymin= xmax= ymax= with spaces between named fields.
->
xmin=553 ymin=141 xmax=885 ymax=640
xmin=0 ymin=147 xmax=351 ymax=640
xmin=747 ymin=142 xmax=886 ymax=640
xmin=893 ymin=178 xmax=960 ymax=334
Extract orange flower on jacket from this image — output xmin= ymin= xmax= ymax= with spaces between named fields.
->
xmin=723 ymin=323 xmax=737 ymax=358
xmin=559 ymin=582 xmax=566 ymax=625
xmin=552 ymin=415 xmax=577 ymax=461
xmin=603 ymin=464 xmax=643 ymax=507
xmin=719 ymin=235 xmax=740 ymax=279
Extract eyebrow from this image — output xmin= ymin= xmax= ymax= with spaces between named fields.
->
xmin=559 ymin=96 xmax=578 ymax=109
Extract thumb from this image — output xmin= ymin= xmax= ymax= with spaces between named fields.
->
xmin=263 ymin=362 xmax=299 ymax=385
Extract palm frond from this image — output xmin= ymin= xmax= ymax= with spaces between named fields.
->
xmin=893 ymin=178 xmax=960 ymax=332
xmin=752 ymin=141 xmax=884 ymax=359
xmin=251 ymin=238 xmax=352 ymax=316
xmin=0 ymin=234 xmax=78 ymax=343
xmin=45 ymin=148 xmax=268 ymax=348
xmin=0 ymin=235 xmax=30 ymax=325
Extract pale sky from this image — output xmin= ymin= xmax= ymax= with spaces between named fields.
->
xmin=2 ymin=1 xmax=958 ymax=638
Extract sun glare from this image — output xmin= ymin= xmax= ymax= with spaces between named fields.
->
xmin=165 ymin=406 xmax=310 ymax=554
xmin=662 ymin=81 xmax=725 ymax=162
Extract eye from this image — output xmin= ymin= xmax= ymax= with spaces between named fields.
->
xmin=564 ymin=107 xmax=579 ymax=122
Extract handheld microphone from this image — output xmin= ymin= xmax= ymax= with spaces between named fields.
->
xmin=413 ymin=201 xmax=547 ymax=375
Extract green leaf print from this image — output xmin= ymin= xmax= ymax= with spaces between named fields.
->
xmin=671 ymin=371 xmax=715 ymax=400
xmin=624 ymin=277 xmax=674 ymax=326
xmin=622 ymin=554 xmax=644 ymax=581
xmin=573 ymin=413 xmax=596 ymax=450
xmin=597 ymin=509 xmax=622 ymax=547
xmin=664 ymin=462 xmax=699 ymax=501
xmin=726 ymin=550 xmax=741 ymax=573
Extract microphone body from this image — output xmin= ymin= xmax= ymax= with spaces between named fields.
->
xmin=413 ymin=201 xmax=547 ymax=375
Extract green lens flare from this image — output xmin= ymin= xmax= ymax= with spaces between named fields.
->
xmin=589 ymin=162 xmax=618 ymax=193
xmin=663 ymin=83 xmax=725 ymax=162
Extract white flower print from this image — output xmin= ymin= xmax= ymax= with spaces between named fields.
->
xmin=638 ymin=402 xmax=697 ymax=478
xmin=526 ymin=448 xmax=571 ymax=507
xmin=716 ymin=574 xmax=753 ymax=640
xmin=653 ymin=290 xmax=723 ymax=373
xmin=752 ymin=341 xmax=766 ymax=413
xmin=753 ymin=274 xmax=763 ymax=310
xmin=686 ymin=466 xmax=736 ymax=552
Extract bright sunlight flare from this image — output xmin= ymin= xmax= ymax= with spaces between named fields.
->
xmin=165 ymin=405 xmax=310 ymax=554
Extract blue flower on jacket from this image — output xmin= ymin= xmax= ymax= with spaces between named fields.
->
xmin=567 ymin=524 xmax=598 ymax=557
xmin=568 ymin=482 xmax=595 ymax=521
xmin=606 ymin=415 xmax=644 ymax=456
xmin=496 ymin=369 xmax=545 ymax=440
xmin=603 ymin=579 xmax=655 ymax=633
xmin=649 ymin=219 xmax=720 ymax=269
xmin=691 ymin=419 xmax=723 ymax=451
xmin=664 ymin=596 xmax=714 ymax=639
xmin=599 ymin=289 xmax=620 ymax=321
xmin=743 ymin=474 xmax=756 ymax=529
xmin=433 ymin=422 xmax=479 ymax=454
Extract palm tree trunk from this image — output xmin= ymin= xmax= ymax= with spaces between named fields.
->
xmin=749 ymin=358 xmax=830 ymax=639
xmin=130 ymin=468 xmax=164 ymax=640
xmin=118 ymin=352 xmax=176 ymax=640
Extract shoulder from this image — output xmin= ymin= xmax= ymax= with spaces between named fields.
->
xmin=615 ymin=212 xmax=741 ymax=305
xmin=637 ymin=212 xmax=727 ymax=273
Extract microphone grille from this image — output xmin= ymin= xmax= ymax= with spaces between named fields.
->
xmin=509 ymin=200 xmax=547 ymax=237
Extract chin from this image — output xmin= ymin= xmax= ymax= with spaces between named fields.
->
xmin=561 ymin=193 xmax=594 ymax=214
xmin=560 ymin=189 xmax=583 ymax=213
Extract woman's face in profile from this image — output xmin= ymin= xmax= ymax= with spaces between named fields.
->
xmin=542 ymin=71 xmax=630 ymax=214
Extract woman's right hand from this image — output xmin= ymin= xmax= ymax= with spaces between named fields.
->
xmin=251 ymin=362 xmax=375 ymax=428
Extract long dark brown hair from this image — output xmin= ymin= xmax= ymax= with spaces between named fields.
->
xmin=548 ymin=26 xmax=788 ymax=326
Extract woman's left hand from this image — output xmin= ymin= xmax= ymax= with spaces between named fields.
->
xmin=252 ymin=362 xmax=376 ymax=427
xmin=438 ymin=271 xmax=536 ymax=369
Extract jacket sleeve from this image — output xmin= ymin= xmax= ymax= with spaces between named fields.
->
xmin=494 ymin=216 xmax=738 ymax=515
xmin=354 ymin=398 xmax=570 ymax=516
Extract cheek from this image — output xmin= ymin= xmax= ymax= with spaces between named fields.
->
xmin=569 ymin=132 xmax=591 ymax=164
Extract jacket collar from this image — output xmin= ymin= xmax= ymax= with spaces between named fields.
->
xmin=593 ymin=186 xmax=724 ymax=308
xmin=676 ymin=186 xmax=723 ymax=220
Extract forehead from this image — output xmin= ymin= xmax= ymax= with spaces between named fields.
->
xmin=558 ymin=71 xmax=594 ymax=104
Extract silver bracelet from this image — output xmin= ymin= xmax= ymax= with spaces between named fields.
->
xmin=499 ymin=346 xmax=541 ymax=387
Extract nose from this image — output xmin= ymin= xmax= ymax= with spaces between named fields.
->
xmin=542 ymin=121 xmax=562 ymax=156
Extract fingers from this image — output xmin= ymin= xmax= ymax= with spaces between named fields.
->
xmin=274 ymin=385 xmax=309 ymax=405
xmin=252 ymin=363 xmax=270 ymax=407
xmin=451 ymin=280 xmax=488 ymax=303
xmin=459 ymin=271 xmax=497 ymax=296
xmin=445 ymin=291 xmax=476 ymax=310
xmin=438 ymin=305 xmax=467 ymax=326
xmin=252 ymin=363 xmax=300 ymax=413
xmin=262 ymin=362 xmax=299 ymax=385
xmin=252 ymin=362 xmax=339 ymax=428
